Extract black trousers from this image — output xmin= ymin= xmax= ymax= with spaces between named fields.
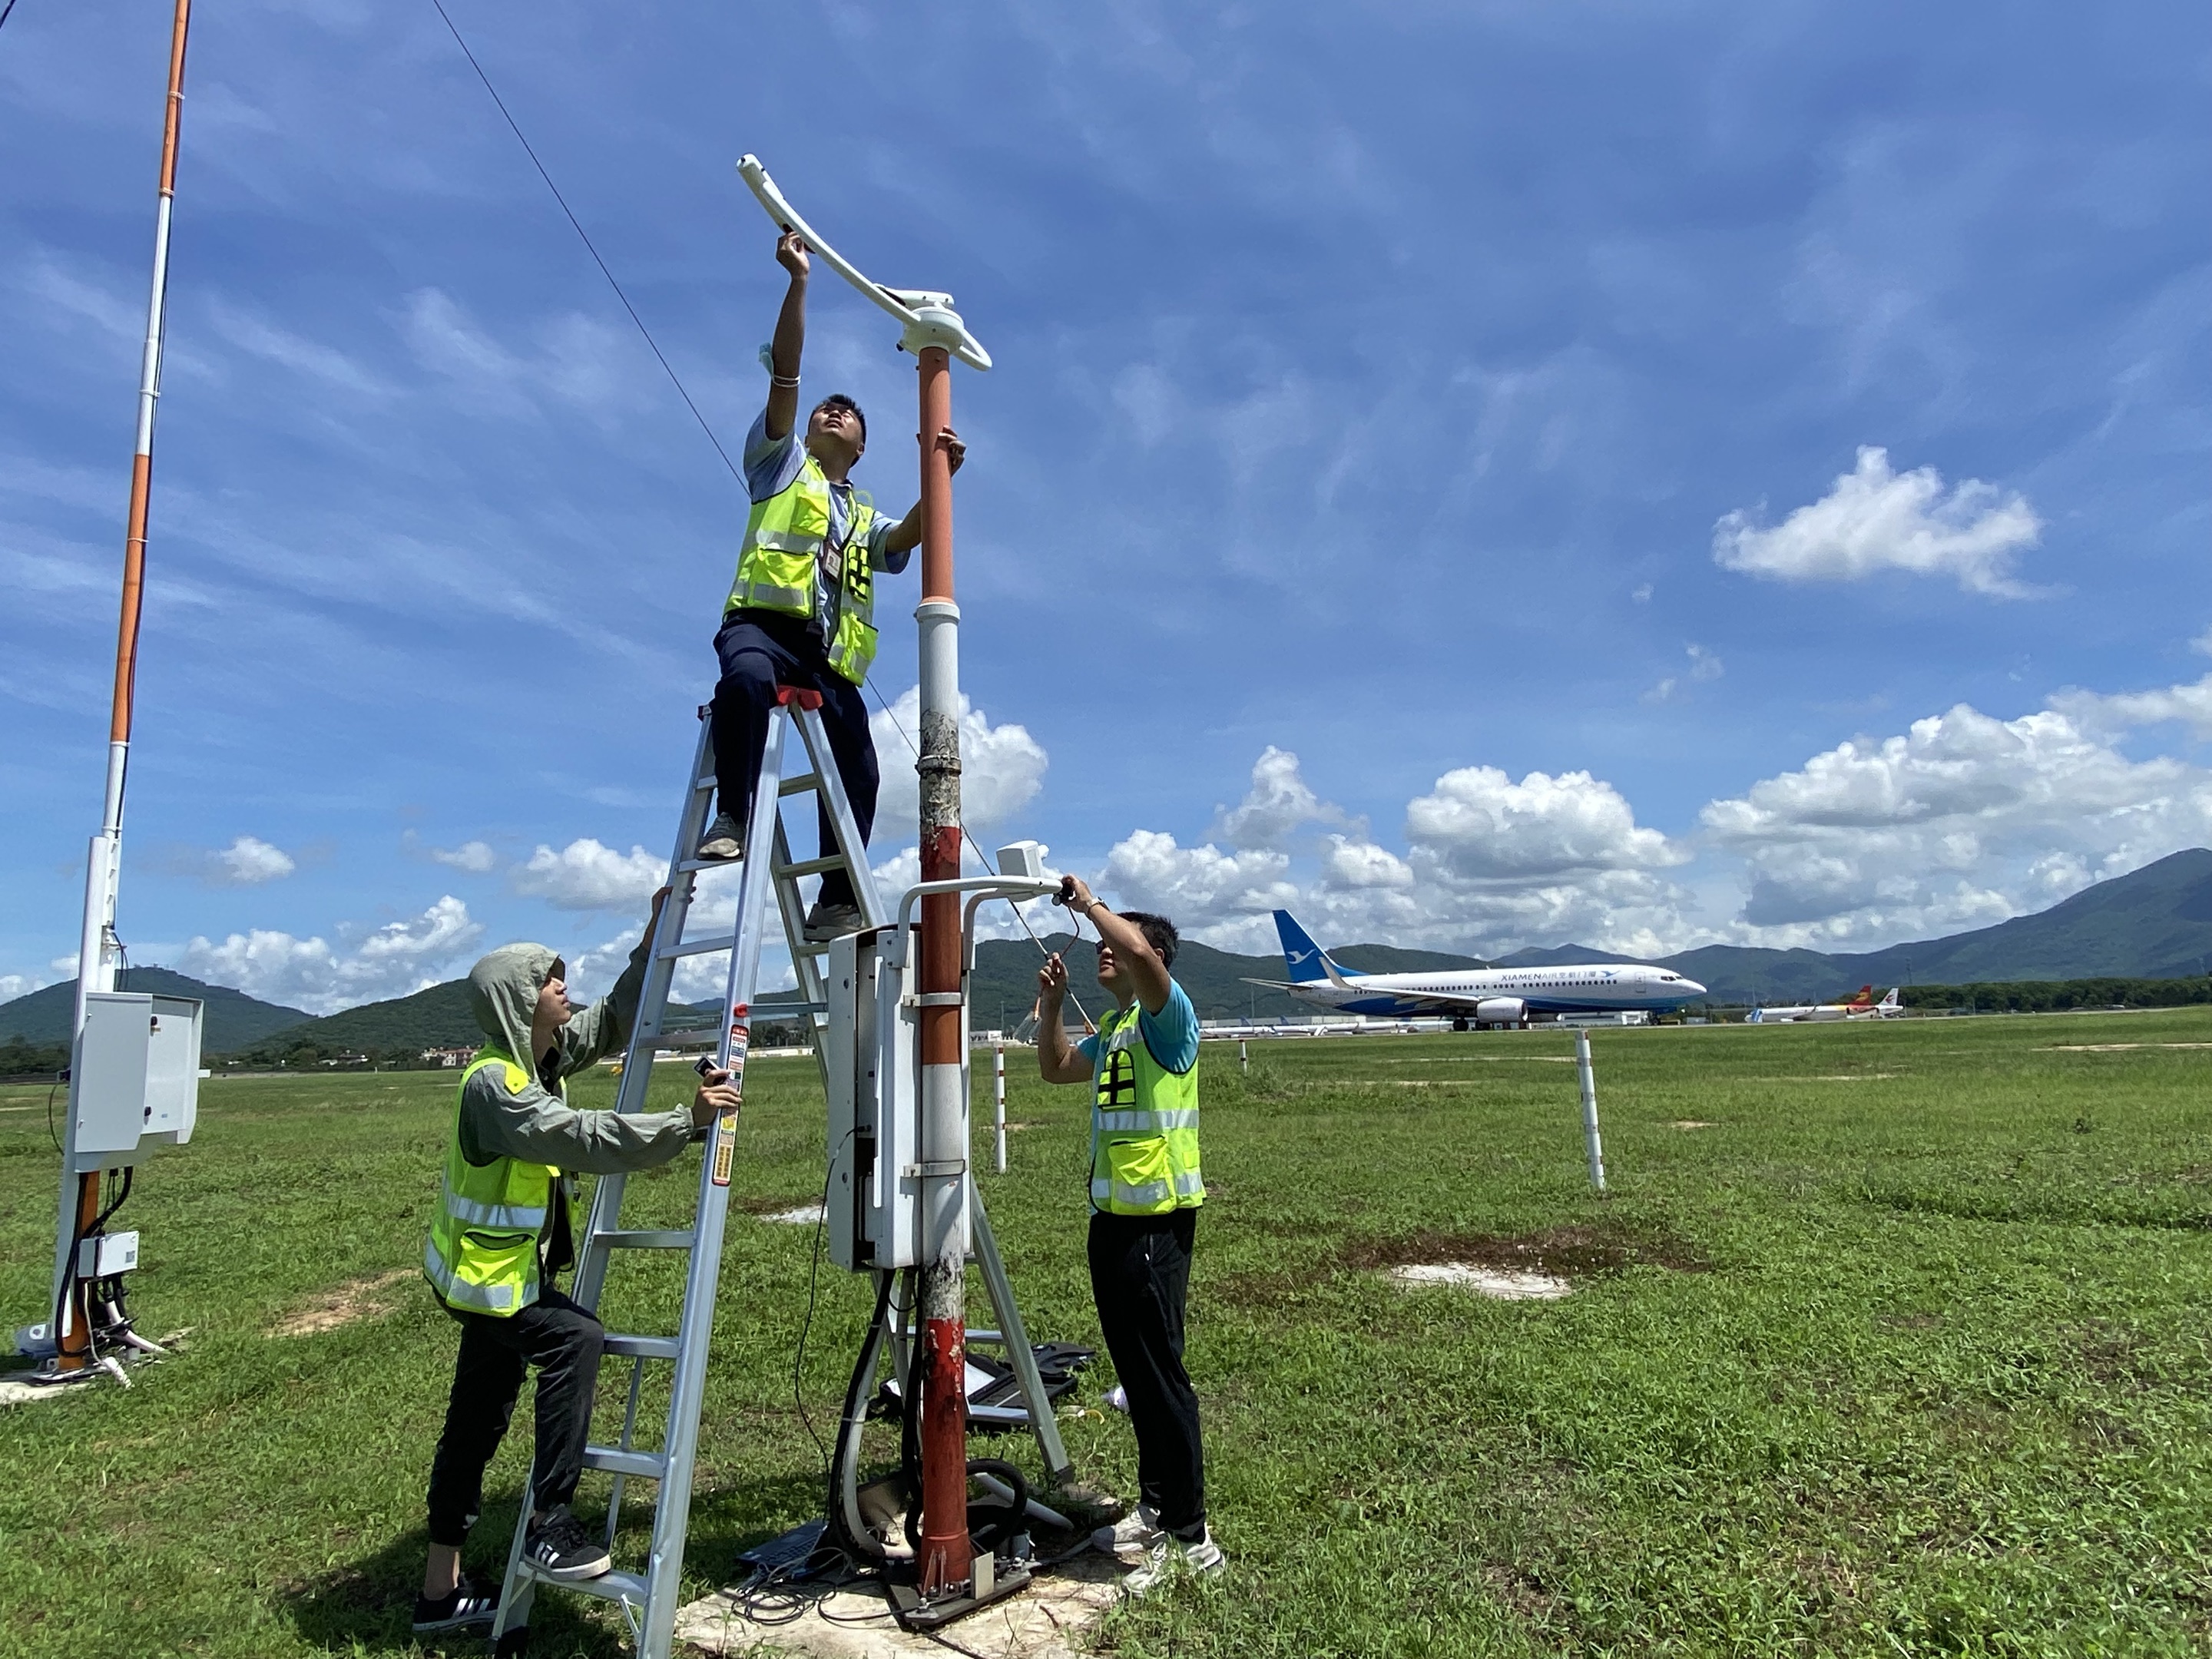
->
xmin=425 ymin=1286 xmax=603 ymax=1547
xmin=1088 ymin=1208 xmax=1205 ymax=1535
xmin=710 ymin=611 xmax=878 ymax=909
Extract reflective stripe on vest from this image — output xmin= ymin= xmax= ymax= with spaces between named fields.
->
xmin=724 ymin=455 xmax=882 ymax=685
xmin=422 ymin=1051 xmax=559 ymax=1319
xmin=1088 ymin=1001 xmax=1203 ymax=1216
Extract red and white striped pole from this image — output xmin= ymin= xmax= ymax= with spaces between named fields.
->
xmin=49 ymin=0 xmax=191 ymax=1373
xmin=912 ymin=344 xmax=972 ymax=1595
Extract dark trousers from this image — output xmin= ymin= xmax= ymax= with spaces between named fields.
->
xmin=711 ymin=611 xmax=878 ymax=909
xmin=425 ymin=1287 xmax=603 ymax=1547
xmin=1088 ymin=1208 xmax=1205 ymax=1535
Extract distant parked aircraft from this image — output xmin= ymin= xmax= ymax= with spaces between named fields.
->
xmin=1243 ymin=912 xmax=1707 ymax=1029
xmin=1745 ymin=987 xmax=1903 ymax=1023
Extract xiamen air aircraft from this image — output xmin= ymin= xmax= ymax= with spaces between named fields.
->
xmin=1246 ymin=911 xmax=1707 ymax=1028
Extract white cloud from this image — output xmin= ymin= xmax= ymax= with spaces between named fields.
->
xmin=1406 ymin=766 xmax=1683 ymax=881
xmin=2050 ymin=671 xmax=2212 ymax=742
xmin=1647 ymin=643 xmax=1724 ymax=703
xmin=398 ymin=288 xmax=647 ymax=422
xmin=213 ymin=835 xmax=296 ymax=886
xmin=429 ymin=839 xmax=501 ymax=874
xmin=1213 ymin=746 xmax=1342 ymax=848
xmin=0 ymin=974 xmax=45 ymax=1001
xmin=1714 ymin=446 xmax=2043 ymax=597
xmin=512 ymin=839 xmax=668 ymax=911
xmin=869 ymin=687 xmax=1048 ymax=833
xmin=1700 ymin=697 xmax=2212 ymax=942
xmin=1099 ymin=830 xmax=1299 ymax=952
xmin=177 ymin=896 xmax=483 ymax=1015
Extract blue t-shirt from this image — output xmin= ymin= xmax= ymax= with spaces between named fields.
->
xmin=1078 ymin=980 xmax=1200 ymax=1079
xmin=740 ymin=407 xmax=910 ymax=638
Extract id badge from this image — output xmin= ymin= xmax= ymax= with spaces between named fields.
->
xmin=822 ymin=546 xmax=844 ymax=581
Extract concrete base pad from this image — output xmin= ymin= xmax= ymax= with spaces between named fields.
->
xmin=673 ymin=1551 xmax=1121 ymax=1659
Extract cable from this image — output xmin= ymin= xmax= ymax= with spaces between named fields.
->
xmin=0 ymin=0 xmax=19 ymax=38
xmin=426 ymin=0 xmax=743 ymax=485
xmin=793 ymin=1127 xmax=856 ymax=1468
xmin=45 ymin=1068 xmax=65 ymax=1154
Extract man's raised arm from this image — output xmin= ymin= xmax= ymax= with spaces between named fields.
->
xmin=764 ymin=231 xmax=810 ymax=441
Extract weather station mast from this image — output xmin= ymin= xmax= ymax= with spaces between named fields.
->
xmin=23 ymin=0 xmax=207 ymax=1387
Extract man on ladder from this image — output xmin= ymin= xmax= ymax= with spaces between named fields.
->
xmin=698 ymin=230 xmax=963 ymax=942
xmin=412 ymin=892 xmax=740 ymax=1638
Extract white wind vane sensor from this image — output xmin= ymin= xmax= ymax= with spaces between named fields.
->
xmin=737 ymin=155 xmax=992 ymax=372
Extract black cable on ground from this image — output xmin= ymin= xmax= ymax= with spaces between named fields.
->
xmin=425 ymin=0 xmax=743 ymax=485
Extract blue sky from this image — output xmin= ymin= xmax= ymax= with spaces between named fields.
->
xmin=3 ymin=1 xmax=2209 ymax=1012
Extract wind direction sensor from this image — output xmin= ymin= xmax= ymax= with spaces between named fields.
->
xmin=736 ymin=157 xmax=1005 ymax=1621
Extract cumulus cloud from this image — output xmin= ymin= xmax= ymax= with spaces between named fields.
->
xmin=1406 ymin=767 xmax=1682 ymax=881
xmin=512 ymin=839 xmax=667 ymax=911
xmin=429 ymin=839 xmax=501 ymax=873
xmin=2050 ymin=671 xmax=2212 ymax=742
xmin=1100 ymin=830 xmax=1299 ymax=951
xmin=1213 ymin=747 xmax=1344 ymax=848
xmin=177 ymin=895 xmax=483 ymax=1015
xmin=211 ymin=835 xmax=296 ymax=886
xmin=869 ymin=687 xmax=1048 ymax=832
xmin=1700 ymin=697 xmax=2212 ymax=944
xmin=1714 ymin=446 xmax=2043 ymax=597
xmin=0 ymin=973 xmax=44 ymax=1001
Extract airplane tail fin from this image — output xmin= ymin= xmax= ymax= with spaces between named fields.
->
xmin=1879 ymin=987 xmax=1901 ymax=1009
xmin=1273 ymin=910 xmax=1344 ymax=985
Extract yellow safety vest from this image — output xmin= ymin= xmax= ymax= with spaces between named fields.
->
xmin=1089 ymin=1003 xmax=1204 ymax=1215
xmin=725 ymin=452 xmax=881 ymax=685
xmin=422 ymin=1051 xmax=561 ymax=1317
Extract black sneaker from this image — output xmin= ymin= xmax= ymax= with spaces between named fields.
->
xmin=696 ymin=811 xmax=744 ymax=862
xmin=525 ymin=1507 xmax=611 ymax=1581
xmin=412 ymin=1575 xmax=499 ymax=1634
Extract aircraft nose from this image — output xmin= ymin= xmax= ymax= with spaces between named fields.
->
xmin=1684 ymin=979 xmax=1707 ymax=996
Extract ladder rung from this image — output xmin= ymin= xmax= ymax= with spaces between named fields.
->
xmin=601 ymin=1333 xmax=681 ymax=1360
xmin=582 ymin=1445 xmax=667 ymax=1480
xmin=778 ymin=773 xmax=822 ymax=796
xmin=657 ymin=932 xmax=735 ymax=959
xmin=774 ymin=853 xmax=848 ymax=878
xmin=596 ymin=1230 xmax=695 ymax=1251
xmin=674 ymin=856 xmax=744 ymax=873
xmin=523 ymin=1562 xmax=650 ymax=1605
xmin=693 ymin=775 xmax=717 ymax=793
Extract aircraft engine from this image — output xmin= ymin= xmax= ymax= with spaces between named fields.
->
xmin=1475 ymin=998 xmax=1525 ymax=1026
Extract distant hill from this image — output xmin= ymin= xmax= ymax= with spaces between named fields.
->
xmin=0 ymin=968 xmax=311 ymax=1052
xmin=222 ymin=978 xmax=723 ymax=1065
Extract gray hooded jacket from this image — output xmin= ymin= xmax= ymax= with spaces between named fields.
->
xmin=457 ymin=938 xmax=694 ymax=1174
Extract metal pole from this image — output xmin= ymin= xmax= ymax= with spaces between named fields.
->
xmin=912 ymin=344 xmax=972 ymax=1597
xmin=1575 ymin=1028 xmax=1605 ymax=1192
xmin=1239 ymin=1038 xmax=1248 ymax=1075
xmin=50 ymin=0 xmax=191 ymax=1373
xmin=992 ymin=1043 xmax=1006 ymax=1175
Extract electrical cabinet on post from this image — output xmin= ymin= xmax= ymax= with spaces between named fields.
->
xmin=70 ymin=992 xmax=202 ymax=1172
xmin=824 ymin=926 xmax=929 ymax=1271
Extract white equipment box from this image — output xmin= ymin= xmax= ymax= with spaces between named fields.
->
xmin=826 ymin=926 xmax=968 ymax=1271
xmin=71 ymin=992 xmax=202 ymax=1171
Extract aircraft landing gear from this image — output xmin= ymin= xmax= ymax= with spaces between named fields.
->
xmin=1451 ymin=1015 xmax=1469 ymax=1033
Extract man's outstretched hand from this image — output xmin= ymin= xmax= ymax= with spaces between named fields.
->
xmin=776 ymin=230 xmax=810 ymax=281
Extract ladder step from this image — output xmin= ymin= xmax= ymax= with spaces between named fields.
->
xmin=657 ymin=932 xmax=736 ymax=959
xmin=601 ymin=1333 xmax=681 ymax=1360
xmin=693 ymin=775 xmax=717 ymax=793
xmin=582 ymin=1445 xmax=667 ymax=1480
xmin=675 ymin=856 xmax=744 ymax=873
xmin=522 ymin=1562 xmax=651 ymax=1606
xmin=595 ymin=1230 xmax=696 ymax=1251
xmin=775 ymin=854 xmax=847 ymax=878
xmin=777 ymin=773 xmax=823 ymax=796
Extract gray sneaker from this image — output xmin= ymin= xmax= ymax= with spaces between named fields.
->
xmin=803 ymin=901 xmax=866 ymax=942
xmin=696 ymin=811 xmax=743 ymax=862
xmin=1120 ymin=1525 xmax=1224 ymax=1594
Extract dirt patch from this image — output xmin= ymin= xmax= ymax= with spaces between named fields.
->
xmin=1391 ymin=1263 xmax=1571 ymax=1300
xmin=1344 ymin=1222 xmax=1710 ymax=1280
xmin=268 ymin=1270 xmax=416 ymax=1338
xmin=740 ymin=1196 xmax=824 ymax=1219
xmin=1667 ymin=1120 xmax=1716 ymax=1130
xmin=2045 ymin=1042 xmax=2212 ymax=1052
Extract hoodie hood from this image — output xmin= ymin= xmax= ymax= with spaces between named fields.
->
xmin=468 ymin=943 xmax=560 ymax=1072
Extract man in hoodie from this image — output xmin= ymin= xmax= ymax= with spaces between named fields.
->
xmin=413 ymin=889 xmax=740 ymax=1637
xmin=695 ymin=229 xmax=963 ymax=942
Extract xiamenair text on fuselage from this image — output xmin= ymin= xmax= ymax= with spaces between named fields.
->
xmin=1247 ymin=912 xmax=1706 ymax=1028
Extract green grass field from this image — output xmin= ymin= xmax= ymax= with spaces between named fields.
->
xmin=5 ymin=1012 xmax=2210 ymax=1657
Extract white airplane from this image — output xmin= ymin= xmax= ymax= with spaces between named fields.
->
xmin=1744 ymin=987 xmax=1903 ymax=1023
xmin=1244 ymin=911 xmax=1707 ymax=1029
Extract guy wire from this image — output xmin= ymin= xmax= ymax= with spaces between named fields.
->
xmin=426 ymin=0 xmax=743 ymax=485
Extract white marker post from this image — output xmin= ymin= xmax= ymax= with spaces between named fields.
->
xmin=992 ymin=1042 xmax=1007 ymax=1175
xmin=1575 ymin=1028 xmax=1606 ymax=1191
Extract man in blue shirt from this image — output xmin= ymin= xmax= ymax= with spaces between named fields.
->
xmin=1037 ymin=877 xmax=1222 ymax=1590
xmin=698 ymin=231 xmax=962 ymax=940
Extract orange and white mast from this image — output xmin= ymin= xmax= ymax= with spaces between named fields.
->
xmin=48 ymin=0 xmax=193 ymax=1374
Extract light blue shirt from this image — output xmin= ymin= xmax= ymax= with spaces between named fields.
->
xmin=741 ymin=407 xmax=909 ymax=640
xmin=1078 ymin=979 xmax=1200 ymax=1079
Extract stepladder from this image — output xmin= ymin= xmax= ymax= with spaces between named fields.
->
xmin=489 ymin=689 xmax=1075 ymax=1656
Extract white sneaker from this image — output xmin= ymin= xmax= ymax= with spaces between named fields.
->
xmin=1120 ymin=1525 xmax=1224 ymax=1594
xmin=1091 ymin=1501 xmax=1164 ymax=1559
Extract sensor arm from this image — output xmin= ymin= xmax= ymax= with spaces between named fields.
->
xmin=737 ymin=154 xmax=992 ymax=372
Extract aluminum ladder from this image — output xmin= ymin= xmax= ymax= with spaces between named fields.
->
xmin=490 ymin=687 xmax=882 ymax=1657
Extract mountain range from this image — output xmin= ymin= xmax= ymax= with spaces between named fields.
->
xmin=6 ymin=848 xmax=2210 ymax=1053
